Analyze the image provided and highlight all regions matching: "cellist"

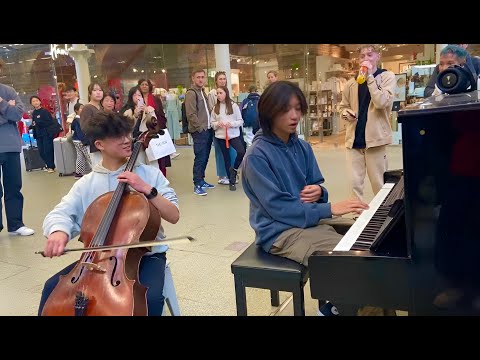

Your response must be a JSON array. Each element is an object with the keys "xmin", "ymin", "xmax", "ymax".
[{"xmin": 38, "ymin": 111, "xmax": 180, "ymax": 316}]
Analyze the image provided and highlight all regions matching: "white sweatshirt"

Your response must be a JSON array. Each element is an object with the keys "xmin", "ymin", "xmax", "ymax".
[
  {"xmin": 43, "ymin": 161, "xmax": 178, "ymax": 254},
  {"xmin": 210, "ymin": 102, "xmax": 243, "ymax": 139}
]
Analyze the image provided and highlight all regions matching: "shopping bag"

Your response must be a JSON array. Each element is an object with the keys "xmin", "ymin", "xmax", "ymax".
[{"xmin": 145, "ymin": 129, "xmax": 176, "ymax": 161}]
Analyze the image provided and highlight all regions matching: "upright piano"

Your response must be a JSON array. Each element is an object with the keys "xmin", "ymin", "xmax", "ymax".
[{"xmin": 309, "ymin": 91, "xmax": 480, "ymax": 315}]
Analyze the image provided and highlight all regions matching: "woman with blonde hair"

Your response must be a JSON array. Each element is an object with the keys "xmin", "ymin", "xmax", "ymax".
[
  {"xmin": 267, "ymin": 70, "xmax": 278, "ymax": 85},
  {"xmin": 208, "ymin": 71, "xmax": 237, "ymax": 185}
]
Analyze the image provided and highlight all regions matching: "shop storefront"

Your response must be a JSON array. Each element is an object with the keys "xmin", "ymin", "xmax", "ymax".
[{"xmin": 2, "ymin": 43, "xmax": 472, "ymax": 145}]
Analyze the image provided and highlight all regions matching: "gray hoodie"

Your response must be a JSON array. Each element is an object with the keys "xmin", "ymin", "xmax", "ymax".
[
  {"xmin": 0, "ymin": 84, "xmax": 26, "ymax": 153},
  {"xmin": 43, "ymin": 161, "xmax": 179, "ymax": 254}
]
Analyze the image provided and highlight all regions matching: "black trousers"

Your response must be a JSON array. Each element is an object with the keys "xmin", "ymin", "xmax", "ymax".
[
  {"xmin": 216, "ymin": 136, "xmax": 245, "ymax": 174},
  {"xmin": 36, "ymin": 135, "xmax": 55, "ymax": 170},
  {"xmin": 0, "ymin": 152, "xmax": 24, "ymax": 232},
  {"xmin": 38, "ymin": 252, "xmax": 167, "ymax": 316}
]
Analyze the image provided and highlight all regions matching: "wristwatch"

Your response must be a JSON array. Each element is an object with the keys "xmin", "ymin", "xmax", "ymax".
[{"xmin": 145, "ymin": 187, "xmax": 158, "ymax": 200}]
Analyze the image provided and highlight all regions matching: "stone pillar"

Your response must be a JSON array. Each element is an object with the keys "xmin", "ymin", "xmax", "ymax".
[
  {"xmin": 68, "ymin": 44, "xmax": 95, "ymax": 102},
  {"xmin": 214, "ymin": 44, "xmax": 232, "ymax": 94}
]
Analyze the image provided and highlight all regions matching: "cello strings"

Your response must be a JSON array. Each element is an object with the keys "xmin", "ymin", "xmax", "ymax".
[{"xmin": 85, "ymin": 141, "xmax": 141, "ymax": 264}]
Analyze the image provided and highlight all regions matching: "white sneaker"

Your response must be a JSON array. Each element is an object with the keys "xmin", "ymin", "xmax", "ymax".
[
  {"xmin": 217, "ymin": 177, "xmax": 230, "ymax": 185},
  {"xmin": 170, "ymin": 152, "xmax": 180, "ymax": 160},
  {"xmin": 8, "ymin": 226, "xmax": 35, "ymax": 236}
]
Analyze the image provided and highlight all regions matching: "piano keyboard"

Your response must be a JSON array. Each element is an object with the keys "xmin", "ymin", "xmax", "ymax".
[{"xmin": 333, "ymin": 182, "xmax": 399, "ymax": 252}]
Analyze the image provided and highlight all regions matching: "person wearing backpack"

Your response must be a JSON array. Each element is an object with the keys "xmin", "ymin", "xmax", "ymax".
[
  {"xmin": 184, "ymin": 69, "xmax": 215, "ymax": 196},
  {"xmin": 240, "ymin": 85, "xmax": 260, "ymax": 147}
]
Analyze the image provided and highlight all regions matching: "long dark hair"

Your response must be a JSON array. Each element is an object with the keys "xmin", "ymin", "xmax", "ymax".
[
  {"xmin": 213, "ymin": 86, "xmax": 233, "ymax": 115},
  {"xmin": 258, "ymin": 81, "xmax": 307, "ymax": 136},
  {"xmin": 120, "ymin": 86, "xmax": 141, "ymax": 115}
]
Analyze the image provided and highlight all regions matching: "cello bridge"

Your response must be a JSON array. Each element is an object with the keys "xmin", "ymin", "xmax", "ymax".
[{"xmin": 80, "ymin": 262, "xmax": 106, "ymax": 273}]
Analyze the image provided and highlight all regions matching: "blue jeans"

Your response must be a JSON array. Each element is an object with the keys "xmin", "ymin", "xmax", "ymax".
[
  {"xmin": 0, "ymin": 152, "xmax": 24, "ymax": 232},
  {"xmin": 191, "ymin": 129, "xmax": 213, "ymax": 186},
  {"xmin": 38, "ymin": 252, "xmax": 167, "ymax": 316}
]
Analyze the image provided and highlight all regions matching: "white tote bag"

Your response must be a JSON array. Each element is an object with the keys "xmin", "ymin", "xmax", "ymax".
[{"xmin": 145, "ymin": 129, "xmax": 176, "ymax": 161}]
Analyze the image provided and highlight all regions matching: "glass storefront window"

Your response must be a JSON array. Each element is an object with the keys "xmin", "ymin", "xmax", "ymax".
[{"xmin": 3, "ymin": 44, "xmax": 468, "ymax": 144}]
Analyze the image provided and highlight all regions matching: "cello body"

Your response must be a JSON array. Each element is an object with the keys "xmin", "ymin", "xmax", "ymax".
[
  {"xmin": 41, "ymin": 122, "xmax": 162, "ymax": 316},
  {"xmin": 41, "ymin": 191, "xmax": 160, "ymax": 316}
]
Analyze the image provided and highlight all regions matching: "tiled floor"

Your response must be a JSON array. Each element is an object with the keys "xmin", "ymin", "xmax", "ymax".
[{"xmin": 0, "ymin": 139, "xmax": 403, "ymax": 316}]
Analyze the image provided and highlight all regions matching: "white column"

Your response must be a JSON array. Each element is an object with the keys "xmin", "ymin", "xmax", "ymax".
[
  {"xmin": 423, "ymin": 44, "xmax": 435, "ymax": 63},
  {"xmin": 436, "ymin": 44, "xmax": 448, "ymax": 63},
  {"xmin": 68, "ymin": 44, "xmax": 94, "ymax": 103},
  {"xmin": 214, "ymin": 44, "xmax": 232, "ymax": 94}
]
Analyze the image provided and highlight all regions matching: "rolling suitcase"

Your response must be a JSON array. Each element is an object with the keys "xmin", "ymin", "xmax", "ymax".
[
  {"xmin": 53, "ymin": 137, "xmax": 76, "ymax": 176},
  {"xmin": 23, "ymin": 145, "xmax": 44, "ymax": 171}
]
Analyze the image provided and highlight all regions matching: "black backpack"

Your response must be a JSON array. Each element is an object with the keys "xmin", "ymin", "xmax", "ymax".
[{"xmin": 181, "ymin": 88, "xmax": 198, "ymax": 133}]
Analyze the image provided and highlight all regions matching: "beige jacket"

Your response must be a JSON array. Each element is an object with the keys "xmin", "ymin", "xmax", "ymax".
[{"xmin": 339, "ymin": 70, "xmax": 395, "ymax": 149}]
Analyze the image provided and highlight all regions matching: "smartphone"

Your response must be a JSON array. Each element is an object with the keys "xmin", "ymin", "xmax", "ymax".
[
  {"xmin": 137, "ymin": 97, "xmax": 144, "ymax": 106},
  {"xmin": 345, "ymin": 109, "xmax": 357, "ymax": 119}
]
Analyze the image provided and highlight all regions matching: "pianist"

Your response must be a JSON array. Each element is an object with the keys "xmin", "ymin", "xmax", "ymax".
[{"xmin": 242, "ymin": 81, "xmax": 369, "ymax": 268}]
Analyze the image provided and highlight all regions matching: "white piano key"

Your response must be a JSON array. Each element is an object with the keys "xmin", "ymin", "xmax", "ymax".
[{"xmin": 333, "ymin": 182, "xmax": 396, "ymax": 252}]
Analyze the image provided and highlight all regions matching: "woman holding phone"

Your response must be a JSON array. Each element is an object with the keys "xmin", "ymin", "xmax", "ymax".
[
  {"xmin": 120, "ymin": 86, "xmax": 163, "ymax": 171},
  {"xmin": 138, "ymin": 79, "xmax": 172, "ymax": 176}
]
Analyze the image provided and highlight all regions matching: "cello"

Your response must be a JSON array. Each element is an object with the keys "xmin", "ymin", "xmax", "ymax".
[{"xmin": 41, "ymin": 121, "xmax": 162, "ymax": 316}]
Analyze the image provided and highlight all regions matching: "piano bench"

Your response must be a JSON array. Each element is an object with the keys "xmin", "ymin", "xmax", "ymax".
[{"xmin": 231, "ymin": 242, "xmax": 309, "ymax": 316}]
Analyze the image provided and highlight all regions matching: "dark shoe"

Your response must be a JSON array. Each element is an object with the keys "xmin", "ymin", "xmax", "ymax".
[
  {"xmin": 318, "ymin": 302, "xmax": 339, "ymax": 316},
  {"xmin": 229, "ymin": 167, "xmax": 238, "ymax": 187},
  {"xmin": 229, "ymin": 183, "xmax": 236, "ymax": 191}
]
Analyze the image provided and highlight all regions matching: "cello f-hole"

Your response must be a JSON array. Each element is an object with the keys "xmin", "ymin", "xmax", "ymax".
[{"xmin": 110, "ymin": 256, "xmax": 121, "ymax": 287}]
